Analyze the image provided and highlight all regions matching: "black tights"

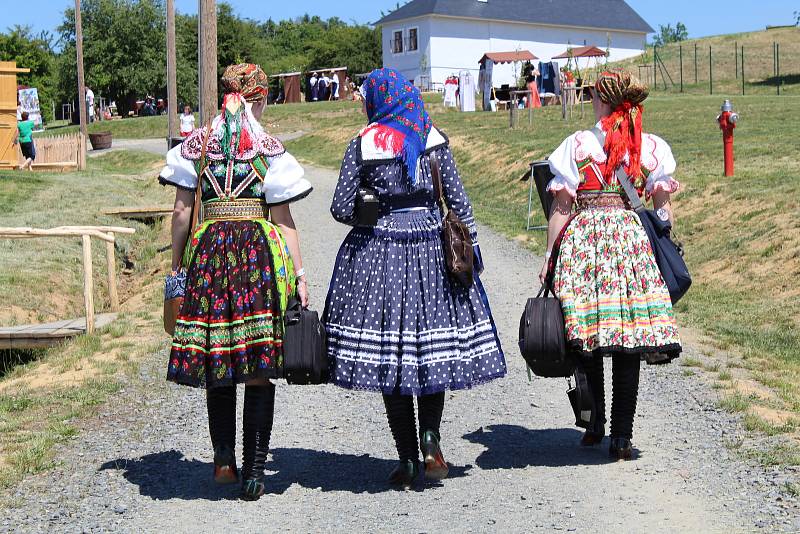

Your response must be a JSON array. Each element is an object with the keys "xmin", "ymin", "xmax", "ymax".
[
  {"xmin": 584, "ymin": 355, "xmax": 641, "ymax": 440},
  {"xmin": 382, "ymin": 392, "xmax": 445, "ymax": 462},
  {"xmin": 206, "ymin": 384, "xmax": 275, "ymax": 481}
]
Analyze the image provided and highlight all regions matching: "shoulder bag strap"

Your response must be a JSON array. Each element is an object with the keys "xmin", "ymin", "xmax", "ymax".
[
  {"xmin": 590, "ymin": 127, "xmax": 644, "ymax": 212},
  {"xmin": 429, "ymin": 150, "xmax": 447, "ymax": 212},
  {"xmin": 184, "ymin": 121, "xmax": 213, "ymax": 248}
]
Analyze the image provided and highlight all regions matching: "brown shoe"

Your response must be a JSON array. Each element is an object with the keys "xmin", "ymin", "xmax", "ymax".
[
  {"xmin": 609, "ymin": 437, "xmax": 633, "ymax": 461},
  {"xmin": 213, "ymin": 446, "xmax": 239, "ymax": 484}
]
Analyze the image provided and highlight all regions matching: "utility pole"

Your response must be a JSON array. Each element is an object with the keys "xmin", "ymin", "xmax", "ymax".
[
  {"xmin": 166, "ymin": 0, "xmax": 178, "ymax": 146},
  {"xmin": 75, "ymin": 0, "xmax": 87, "ymax": 170},
  {"xmin": 198, "ymin": 0, "xmax": 217, "ymax": 125}
]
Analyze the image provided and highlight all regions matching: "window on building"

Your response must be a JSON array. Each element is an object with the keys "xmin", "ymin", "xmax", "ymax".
[
  {"xmin": 392, "ymin": 30, "xmax": 403, "ymax": 54},
  {"xmin": 408, "ymin": 28, "xmax": 418, "ymax": 52}
]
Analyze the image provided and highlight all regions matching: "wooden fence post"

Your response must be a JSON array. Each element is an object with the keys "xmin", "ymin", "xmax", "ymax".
[
  {"xmin": 741, "ymin": 45, "xmax": 745, "ymax": 96},
  {"xmin": 81, "ymin": 234, "xmax": 95, "ymax": 334},
  {"xmin": 106, "ymin": 232, "xmax": 119, "ymax": 312},
  {"xmin": 709, "ymin": 46, "xmax": 713, "ymax": 95},
  {"xmin": 679, "ymin": 45, "xmax": 683, "ymax": 93}
]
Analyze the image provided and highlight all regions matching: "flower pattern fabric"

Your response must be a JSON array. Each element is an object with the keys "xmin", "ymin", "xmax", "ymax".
[{"xmin": 552, "ymin": 208, "xmax": 681, "ymax": 359}]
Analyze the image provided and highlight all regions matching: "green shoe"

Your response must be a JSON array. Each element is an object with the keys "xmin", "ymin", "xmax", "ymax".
[
  {"xmin": 388, "ymin": 459, "xmax": 419, "ymax": 488},
  {"xmin": 240, "ymin": 478, "xmax": 265, "ymax": 501},
  {"xmin": 420, "ymin": 430, "xmax": 449, "ymax": 480}
]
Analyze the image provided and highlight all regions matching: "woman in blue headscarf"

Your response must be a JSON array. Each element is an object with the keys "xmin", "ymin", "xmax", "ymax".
[{"xmin": 324, "ymin": 68, "xmax": 506, "ymax": 487}]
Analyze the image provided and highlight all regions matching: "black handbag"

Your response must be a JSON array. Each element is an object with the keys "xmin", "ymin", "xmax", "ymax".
[
  {"xmin": 518, "ymin": 284, "xmax": 573, "ymax": 378},
  {"xmin": 282, "ymin": 297, "xmax": 329, "ymax": 385},
  {"xmin": 354, "ymin": 186, "xmax": 380, "ymax": 227},
  {"xmin": 567, "ymin": 366, "xmax": 596, "ymax": 430},
  {"xmin": 591, "ymin": 128, "xmax": 691, "ymax": 304}
]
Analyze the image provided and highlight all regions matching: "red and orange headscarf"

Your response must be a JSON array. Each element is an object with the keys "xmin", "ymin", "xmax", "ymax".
[{"xmin": 594, "ymin": 69, "xmax": 649, "ymax": 186}]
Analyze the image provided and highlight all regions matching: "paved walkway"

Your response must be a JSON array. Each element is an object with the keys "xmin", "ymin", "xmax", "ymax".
[{"xmin": 3, "ymin": 165, "xmax": 798, "ymax": 533}]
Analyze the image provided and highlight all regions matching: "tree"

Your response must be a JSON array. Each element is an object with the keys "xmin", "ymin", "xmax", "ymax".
[
  {"xmin": 0, "ymin": 26, "xmax": 57, "ymax": 121},
  {"xmin": 795, "ymin": 10, "xmax": 799, "ymax": 26},
  {"xmin": 56, "ymin": 0, "xmax": 167, "ymax": 117},
  {"xmin": 653, "ymin": 22, "xmax": 689, "ymax": 46}
]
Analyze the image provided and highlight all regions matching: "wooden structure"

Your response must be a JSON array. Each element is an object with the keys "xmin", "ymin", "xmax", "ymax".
[
  {"xmin": 75, "ymin": 0, "xmax": 88, "ymax": 170},
  {"xmin": 552, "ymin": 45, "xmax": 608, "ymax": 82},
  {"xmin": 0, "ymin": 226, "xmax": 135, "ymax": 346},
  {"xmin": 199, "ymin": 0, "xmax": 218, "ymax": 124},
  {"xmin": 16, "ymin": 132, "xmax": 82, "ymax": 171},
  {"xmin": 0, "ymin": 315, "xmax": 118, "ymax": 350},
  {"xmin": 0, "ymin": 61, "xmax": 31, "ymax": 170},
  {"xmin": 166, "ymin": 0, "xmax": 178, "ymax": 141},
  {"xmin": 270, "ymin": 72, "xmax": 302, "ymax": 104},
  {"xmin": 103, "ymin": 205, "xmax": 173, "ymax": 221}
]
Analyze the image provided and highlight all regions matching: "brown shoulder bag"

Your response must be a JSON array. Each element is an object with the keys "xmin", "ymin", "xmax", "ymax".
[
  {"xmin": 164, "ymin": 122, "xmax": 212, "ymax": 335},
  {"xmin": 430, "ymin": 151, "xmax": 474, "ymax": 287}
]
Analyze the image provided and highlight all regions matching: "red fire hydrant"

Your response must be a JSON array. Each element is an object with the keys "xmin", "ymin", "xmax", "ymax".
[{"xmin": 717, "ymin": 100, "xmax": 739, "ymax": 177}]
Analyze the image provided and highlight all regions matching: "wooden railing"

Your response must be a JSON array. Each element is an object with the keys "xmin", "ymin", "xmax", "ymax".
[
  {"xmin": 0, "ymin": 226, "xmax": 136, "ymax": 333},
  {"xmin": 18, "ymin": 133, "xmax": 83, "ymax": 171}
]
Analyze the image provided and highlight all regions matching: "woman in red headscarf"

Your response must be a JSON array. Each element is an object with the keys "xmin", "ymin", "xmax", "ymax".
[
  {"xmin": 541, "ymin": 69, "xmax": 681, "ymax": 460},
  {"xmin": 159, "ymin": 64, "xmax": 312, "ymax": 500}
]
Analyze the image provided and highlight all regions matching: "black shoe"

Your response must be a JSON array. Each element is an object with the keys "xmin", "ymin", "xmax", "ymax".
[
  {"xmin": 609, "ymin": 437, "xmax": 633, "ymax": 461},
  {"xmin": 420, "ymin": 430, "xmax": 449, "ymax": 480},
  {"xmin": 213, "ymin": 445, "xmax": 238, "ymax": 485},
  {"xmin": 388, "ymin": 459, "xmax": 419, "ymax": 488},
  {"xmin": 240, "ymin": 478, "xmax": 265, "ymax": 501},
  {"xmin": 580, "ymin": 428, "xmax": 605, "ymax": 447}
]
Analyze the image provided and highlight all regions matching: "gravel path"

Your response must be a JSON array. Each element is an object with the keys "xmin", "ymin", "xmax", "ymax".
[{"xmin": 3, "ymin": 165, "xmax": 798, "ymax": 533}]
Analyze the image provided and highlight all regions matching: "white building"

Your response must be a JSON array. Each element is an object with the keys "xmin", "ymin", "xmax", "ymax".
[{"xmin": 377, "ymin": 0, "xmax": 653, "ymax": 87}]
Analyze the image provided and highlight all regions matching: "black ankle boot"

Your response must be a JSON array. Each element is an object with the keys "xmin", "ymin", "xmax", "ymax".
[
  {"xmin": 609, "ymin": 437, "xmax": 633, "ymax": 461},
  {"xmin": 388, "ymin": 459, "xmax": 419, "ymax": 488},
  {"xmin": 420, "ymin": 430, "xmax": 449, "ymax": 480},
  {"xmin": 213, "ymin": 444, "xmax": 238, "ymax": 484}
]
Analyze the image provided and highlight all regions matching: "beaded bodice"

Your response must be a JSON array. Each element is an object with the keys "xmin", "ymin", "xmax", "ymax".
[{"xmin": 199, "ymin": 157, "xmax": 269, "ymax": 203}]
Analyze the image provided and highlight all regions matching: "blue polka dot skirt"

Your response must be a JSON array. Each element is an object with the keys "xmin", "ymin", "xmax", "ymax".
[{"xmin": 323, "ymin": 210, "xmax": 507, "ymax": 396}]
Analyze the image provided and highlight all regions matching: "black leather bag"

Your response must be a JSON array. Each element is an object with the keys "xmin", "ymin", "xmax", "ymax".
[
  {"xmin": 282, "ymin": 297, "xmax": 329, "ymax": 385},
  {"xmin": 354, "ymin": 186, "xmax": 380, "ymax": 227},
  {"xmin": 567, "ymin": 367, "xmax": 596, "ymax": 429},
  {"xmin": 518, "ymin": 284, "xmax": 573, "ymax": 378}
]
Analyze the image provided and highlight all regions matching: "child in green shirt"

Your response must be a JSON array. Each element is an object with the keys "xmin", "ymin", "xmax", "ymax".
[{"xmin": 13, "ymin": 111, "xmax": 36, "ymax": 171}]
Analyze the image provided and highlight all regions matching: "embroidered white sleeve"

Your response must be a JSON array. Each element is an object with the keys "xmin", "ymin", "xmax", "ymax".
[
  {"xmin": 159, "ymin": 144, "xmax": 197, "ymax": 189},
  {"xmin": 645, "ymin": 135, "xmax": 680, "ymax": 195},
  {"xmin": 263, "ymin": 151, "xmax": 312, "ymax": 205},
  {"xmin": 546, "ymin": 133, "xmax": 580, "ymax": 198}
]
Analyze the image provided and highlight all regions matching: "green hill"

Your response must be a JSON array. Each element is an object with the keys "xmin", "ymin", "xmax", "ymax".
[{"xmin": 613, "ymin": 26, "xmax": 800, "ymax": 96}]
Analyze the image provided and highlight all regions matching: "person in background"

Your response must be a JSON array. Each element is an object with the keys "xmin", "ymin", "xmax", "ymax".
[
  {"xmin": 330, "ymin": 70, "xmax": 340, "ymax": 101},
  {"xmin": 13, "ymin": 111, "xmax": 36, "ymax": 171},
  {"xmin": 319, "ymin": 72, "xmax": 330, "ymax": 102},
  {"xmin": 86, "ymin": 87, "xmax": 95, "ymax": 123},
  {"xmin": 179, "ymin": 105, "xmax": 195, "ymax": 137},
  {"xmin": 526, "ymin": 67, "xmax": 542, "ymax": 109},
  {"xmin": 324, "ymin": 68, "xmax": 506, "ymax": 487},
  {"xmin": 542, "ymin": 69, "xmax": 681, "ymax": 460},
  {"xmin": 158, "ymin": 63, "xmax": 312, "ymax": 500},
  {"xmin": 310, "ymin": 72, "xmax": 319, "ymax": 101}
]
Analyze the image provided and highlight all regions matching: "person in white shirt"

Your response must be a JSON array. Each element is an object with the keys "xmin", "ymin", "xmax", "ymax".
[
  {"xmin": 180, "ymin": 105, "xmax": 195, "ymax": 136},
  {"xmin": 331, "ymin": 71, "xmax": 340, "ymax": 100},
  {"xmin": 309, "ymin": 72, "xmax": 319, "ymax": 101},
  {"xmin": 86, "ymin": 87, "xmax": 95, "ymax": 123}
]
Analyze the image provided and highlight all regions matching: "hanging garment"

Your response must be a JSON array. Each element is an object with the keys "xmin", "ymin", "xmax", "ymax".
[
  {"xmin": 458, "ymin": 71, "xmax": 476, "ymax": 112},
  {"xmin": 443, "ymin": 78, "xmax": 458, "ymax": 107},
  {"xmin": 479, "ymin": 59, "xmax": 494, "ymax": 111}
]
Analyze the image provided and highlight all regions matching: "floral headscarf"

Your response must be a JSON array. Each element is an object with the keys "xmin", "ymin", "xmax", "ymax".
[
  {"xmin": 594, "ymin": 68, "xmax": 650, "ymax": 185},
  {"xmin": 360, "ymin": 68, "xmax": 433, "ymax": 184},
  {"xmin": 222, "ymin": 63, "xmax": 269, "ymax": 103},
  {"xmin": 217, "ymin": 64, "xmax": 271, "ymax": 160}
]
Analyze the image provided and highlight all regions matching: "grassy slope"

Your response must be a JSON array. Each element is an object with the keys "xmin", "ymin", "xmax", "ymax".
[
  {"xmin": 271, "ymin": 96, "xmax": 800, "ymax": 423},
  {"xmin": 0, "ymin": 152, "xmax": 174, "ymax": 488},
  {"xmin": 613, "ymin": 27, "xmax": 800, "ymax": 96}
]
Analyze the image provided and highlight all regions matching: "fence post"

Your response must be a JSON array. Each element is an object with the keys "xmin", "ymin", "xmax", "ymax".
[
  {"xmin": 106, "ymin": 232, "xmax": 119, "ymax": 312},
  {"xmin": 81, "ymin": 235, "xmax": 95, "ymax": 334},
  {"xmin": 741, "ymin": 45, "xmax": 745, "ymax": 96},
  {"xmin": 735, "ymin": 41, "xmax": 738, "ymax": 79},
  {"xmin": 653, "ymin": 45, "xmax": 658, "ymax": 89},
  {"xmin": 694, "ymin": 42, "xmax": 698, "ymax": 84},
  {"xmin": 679, "ymin": 45, "xmax": 683, "ymax": 93},
  {"xmin": 709, "ymin": 46, "xmax": 713, "ymax": 95},
  {"xmin": 777, "ymin": 43, "xmax": 781, "ymax": 96}
]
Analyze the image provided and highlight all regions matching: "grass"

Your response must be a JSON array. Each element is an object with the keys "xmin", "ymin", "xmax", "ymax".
[
  {"xmin": 719, "ymin": 393, "xmax": 754, "ymax": 413},
  {"xmin": 0, "ymin": 150, "xmax": 173, "ymax": 489},
  {"xmin": 613, "ymin": 27, "xmax": 800, "ymax": 96},
  {"xmin": 35, "ymin": 114, "xmax": 170, "ymax": 140}
]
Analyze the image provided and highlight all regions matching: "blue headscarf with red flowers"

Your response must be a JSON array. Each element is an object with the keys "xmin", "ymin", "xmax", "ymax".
[{"xmin": 362, "ymin": 68, "xmax": 433, "ymax": 184}]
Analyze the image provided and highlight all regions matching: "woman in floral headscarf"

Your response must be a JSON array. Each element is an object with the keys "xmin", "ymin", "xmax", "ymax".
[
  {"xmin": 324, "ymin": 68, "xmax": 506, "ymax": 487},
  {"xmin": 542, "ymin": 69, "xmax": 681, "ymax": 460},
  {"xmin": 159, "ymin": 64, "xmax": 312, "ymax": 500}
]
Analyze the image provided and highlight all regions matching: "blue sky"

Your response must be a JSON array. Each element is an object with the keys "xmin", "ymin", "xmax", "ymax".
[{"xmin": 4, "ymin": 0, "xmax": 797, "ymax": 40}]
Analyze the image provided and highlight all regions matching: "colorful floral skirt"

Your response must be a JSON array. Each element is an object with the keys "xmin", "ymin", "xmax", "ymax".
[
  {"xmin": 167, "ymin": 219, "xmax": 296, "ymax": 388},
  {"xmin": 323, "ymin": 210, "xmax": 506, "ymax": 396},
  {"xmin": 552, "ymin": 208, "xmax": 681, "ymax": 361}
]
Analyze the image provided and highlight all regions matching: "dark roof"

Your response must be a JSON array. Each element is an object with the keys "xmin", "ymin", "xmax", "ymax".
[
  {"xmin": 480, "ymin": 51, "xmax": 538, "ymax": 64},
  {"xmin": 552, "ymin": 45, "xmax": 608, "ymax": 59},
  {"xmin": 376, "ymin": 0, "xmax": 654, "ymax": 33}
]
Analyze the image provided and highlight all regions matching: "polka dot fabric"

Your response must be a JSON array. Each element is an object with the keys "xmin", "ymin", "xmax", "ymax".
[{"xmin": 323, "ymin": 136, "xmax": 506, "ymax": 395}]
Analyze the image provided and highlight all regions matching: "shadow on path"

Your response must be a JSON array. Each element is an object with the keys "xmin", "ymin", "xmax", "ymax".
[
  {"xmin": 100, "ymin": 447, "xmax": 473, "ymax": 500},
  {"xmin": 463, "ymin": 424, "xmax": 631, "ymax": 468}
]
